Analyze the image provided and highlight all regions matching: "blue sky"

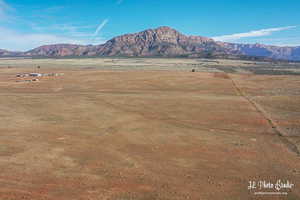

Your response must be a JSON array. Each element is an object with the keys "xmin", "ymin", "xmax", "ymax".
[{"xmin": 0, "ymin": 0, "xmax": 300, "ymax": 51}]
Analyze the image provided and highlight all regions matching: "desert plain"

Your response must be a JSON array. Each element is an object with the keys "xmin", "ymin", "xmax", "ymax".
[{"xmin": 0, "ymin": 58, "xmax": 299, "ymax": 200}]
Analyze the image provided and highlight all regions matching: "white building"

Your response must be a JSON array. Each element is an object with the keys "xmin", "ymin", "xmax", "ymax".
[{"xmin": 29, "ymin": 73, "xmax": 42, "ymax": 77}]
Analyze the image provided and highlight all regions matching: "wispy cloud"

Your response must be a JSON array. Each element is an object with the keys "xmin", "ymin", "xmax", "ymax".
[
  {"xmin": 0, "ymin": 0, "xmax": 14, "ymax": 21},
  {"xmin": 213, "ymin": 26, "xmax": 297, "ymax": 42},
  {"xmin": 0, "ymin": 0, "xmax": 9, "ymax": 16},
  {"xmin": 93, "ymin": 19, "xmax": 109, "ymax": 36},
  {"xmin": 0, "ymin": 27, "xmax": 106, "ymax": 51},
  {"xmin": 32, "ymin": 23, "xmax": 94, "ymax": 33},
  {"xmin": 0, "ymin": 1, "xmax": 109, "ymax": 50},
  {"xmin": 28, "ymin": 22, "xmax": 107, "ymax": 46}
]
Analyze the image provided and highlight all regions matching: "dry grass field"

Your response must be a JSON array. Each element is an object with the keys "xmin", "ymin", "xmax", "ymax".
[{"xmin": 0, "ymin": 58, "xmax": 299, "ymax": 200}]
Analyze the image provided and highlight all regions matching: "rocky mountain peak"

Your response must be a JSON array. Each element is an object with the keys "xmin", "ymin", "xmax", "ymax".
[
  {"xmin": 152, "ymin": 26, "xmax": 180, "ymax": 35},
  {"xmin": 1, "ymin": 26, "xmax": 300, "ymax": 60}
]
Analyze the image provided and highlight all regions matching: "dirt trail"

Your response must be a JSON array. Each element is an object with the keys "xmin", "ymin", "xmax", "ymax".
[{"xmin": 228, "ymin": 74, "xmax": 300, "ymax": 156}]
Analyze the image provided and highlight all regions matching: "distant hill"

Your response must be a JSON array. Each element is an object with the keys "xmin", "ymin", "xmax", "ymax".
[
  {"xmin": 0, "ymin": 49, "xmax": 22, "ymax": 57},
  {"xmin": 24, "ymin": 44, "xmax": 90, "ymax": 57},
  {"xmin": 1, "ymin": 26, "xmax": 300, "ymax": 61},
  {"xmin": 221, "ymin": 42, "xmax": 300, "ymax": 61}
]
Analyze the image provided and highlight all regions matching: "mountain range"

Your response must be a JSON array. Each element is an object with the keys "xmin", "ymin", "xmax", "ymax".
[{"xmin": 1, "ymin": 26, "xmax": 300, "ymax": 61}]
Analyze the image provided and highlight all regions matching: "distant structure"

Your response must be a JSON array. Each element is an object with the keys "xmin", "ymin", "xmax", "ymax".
[
  {"xmin": 16, "ymin": 73, "xmax": 63, "ymax": 78},
  {"xmin": 16, "ymin": 73, "xmax": 29, "ymax": 78},
  {"xmin": 29, "ymin": 73, "xmax": 42, "ymax": 77}
]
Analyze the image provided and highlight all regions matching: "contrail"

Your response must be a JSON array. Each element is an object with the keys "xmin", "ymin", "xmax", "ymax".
[
  {"xmin": 0, "ymin": 0, "xmax": 12, "ymax": 19},
  {"xmin": 93, "ymin": 19, "xmax": 109, "ymax": 37}
]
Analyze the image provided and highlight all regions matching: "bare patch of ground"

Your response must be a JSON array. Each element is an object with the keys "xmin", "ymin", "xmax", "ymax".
[{"xmin": 0, "ymin": 58, "xmax": 299, "ymax": 200}]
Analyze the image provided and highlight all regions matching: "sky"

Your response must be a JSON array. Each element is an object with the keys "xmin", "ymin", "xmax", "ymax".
[{"xmin": 0, "ymin": 0, "xmax": 300, "ymax": 51}]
